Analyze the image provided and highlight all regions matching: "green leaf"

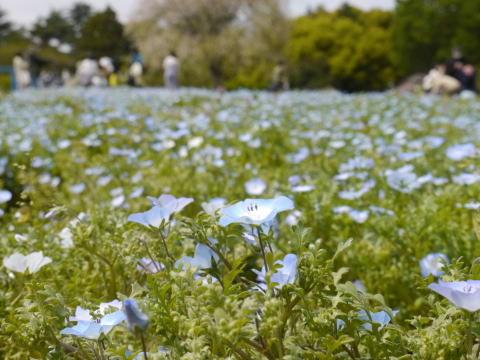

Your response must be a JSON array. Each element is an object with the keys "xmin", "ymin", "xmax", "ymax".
[{"xmin": 333, "ymin": 238, "xmax": 353, "ymax": 260}]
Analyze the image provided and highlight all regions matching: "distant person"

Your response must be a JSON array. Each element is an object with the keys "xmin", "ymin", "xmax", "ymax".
[
  {"xmin": 76, "ymin": 55, "xmax": 99, "ymax": 86},
  {"xmin": 12, "ymin": 52, "xmax": 31, "ymax": 89},
  {"xmin": 446, "ymin": 46, "xmax": 465, "ymax": 79},
  {"xmin": 163, "ymin": 51, "xmax": 179, "ymax": 89},
  {"xmin": 27, "ymin": 46, "xmax": 47, "ymax": 88},
  {"xmin": 128, "ymin": 50, "xmax": 144, "ymax": 87},
  {"xmin": 61, "ymin": 69, "xmax": 72, "ymax": 86},
  {"xmin": 99, "ymin": 57, "xmax": 117, "ymax": 87},
  {"xmin": 423, "ymin": 63, "xmax": 460, "ymax": 95},
  {"xmin": 459, "ymin": 64, "xmax": 477, "ymax": 98},
  {"xmin": 270, "ymin": 60, "xmax": 289, "ymax": 92}
]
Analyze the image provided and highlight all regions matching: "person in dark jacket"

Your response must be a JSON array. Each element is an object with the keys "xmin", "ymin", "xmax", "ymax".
[
  {"xmin": 27, "ymin": 46, "xmax": 47, "ymax": 88},
  {"xmin": 461, "ymin": 64, "xmax": 476, "ymax": 93}
]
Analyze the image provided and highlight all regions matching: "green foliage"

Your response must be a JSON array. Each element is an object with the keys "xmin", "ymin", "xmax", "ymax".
[
  {"xmin": 1, "ymin": 89, "xmax": 480, "ymax": 358},
  {"xmin": 70, "ymin": 2, "xmax": 92, "ymax": 38},
  {"xmin": 392, "ymin": 0, "xmax": 480, "ymax": 75},
  {"xmin": 76, "ymin": 7, "xmax": 130, "ymax": 59},
  {"xmin": 286, "ymin": 8, "xmax": 396, "ymax": 91},
  {"xmin": 453, "ymin": 0, "xmax": 480, "ymax": 64},
  {"xmin": 127, "ymin": 0, "xmax": 288, "ymax": 89},
  {"xmin": 31, "ymin": 10, "xmax": 76, "ymax": 46},
  {"xmin": 0, "ymin": 7, "xmax": 12, "ymax": 40}
]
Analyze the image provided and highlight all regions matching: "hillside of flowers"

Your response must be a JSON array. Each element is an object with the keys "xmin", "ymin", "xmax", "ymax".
[{"xmin": 1, "ymin": 88, "xmax": 480, "ymax": 359}]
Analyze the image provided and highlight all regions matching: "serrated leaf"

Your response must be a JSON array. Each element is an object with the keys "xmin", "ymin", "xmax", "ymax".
[{"xmin": 333, "ymin": 238, "xmax": 353, "ymax": 260}]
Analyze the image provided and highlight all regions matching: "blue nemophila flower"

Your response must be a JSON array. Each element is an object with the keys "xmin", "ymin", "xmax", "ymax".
[
  {"xmin": 385, "ymin": 165, "xmax": 422, "ymax": 193},
  {"xmin": 3, "ymin": 251, "xmax": 52, "ymax": 273},
  {"xmin": 126, "ymin": 347, "xmax": 168, "ymax": 358},
  {"xmin": 446, "ymin": 143, "xmax": 477, "ymax": 161},
  {"xmin": 338, "ymin": 179, "xmax": 375, "ymax": 200},
  {"xmin": 69, "ymin": 183, "xmax": 86, "ymax": 194},
  {"xmin": 201, "ymin": 197, "xmax": 226, "ymax": 216},
  {"xmin": 123, "ymin": 299, "xmax": 149, "ymax": 332},
  {"xmin": 337, "ymin": 310, "xmax": 398, "ymax": 331},
  {"xmin": 219, "ymin": 196, "xmax": 294, "ymax": 227},
  {"xmin": 128, "ymin": 194, "xmax": 193, "ymax": 228},
  {"xmin": 137, "ymin": 257, "xmax": 164, "ymax": 274},
  {"xmin": 397, "ymin": 151, "xmax": 424, "ymax": 161},
  {"xmin": 353, "ymin": 280, "xmax": 366, "ymax": 293},
  {"xmin": 245, "ymin": 178, "xmax": 267, "ymax": 195},
  {"xmin": 253, "ymin": 254, "xmax": 297, "ymax": 290},
  {"xmin": 285, "ymin": 210, "xmax": 303, "ymax": 226},
  {"xmin": 368, "ymin": 206, "xmax": 394, "ymax": 216},
  {"xmin": 176, "ymin": 243, "xmax": 219, "ymax": 269},
  {"xmin": 452, "ymin": 173, "xmax": 480, "ymax": 185},
  {"xmin": 339, "ymin": 157, "xmax": 374, "ymax": 172},
  {"xmin": 348, "ymin": 210, "xmax": 369, "ymax": 223},
  {"xmin": 333, "ymin": 206, "xmax": 369, "ymax": 223},
  {"xmin": 60, "ymin": 302, "xmax": 125, "ymax": 339},
  {"xmin": 464, "ymin": 202, "xmax": 480, "ymax": 210},
  {"xmin": 128, "ymin": 206, "xmax": 172, "ymax": 228},
  {"xmin": 292, "ymin": 184, "xmax": 315, "ymax": 193},
  {"xmin": 357, "ymin": 310, "xmax": 398, "ymax": 331},
  {"xmin": 420, "ymin": 253, "xmax": 449, "ymax": 277},
  {"xmin": 147, "ymin": 194, "xmax": 193, "ymax": 211},
  {"xmin": 429, "ymin": 280, "xmax": 480, "ymax": 312},
  {"xmin": 0, "ymin": 190, "xmax": 12, "ymax": 203}
]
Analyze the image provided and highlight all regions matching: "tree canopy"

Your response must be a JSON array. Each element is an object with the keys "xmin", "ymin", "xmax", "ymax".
[
  {"xmin": 128, "ymin": 0, "xmax": 289, "ymax": 88},
  {"xmin": 31, "ymin": 10, "xmax": 75, "ymax": 46},
  {"xmin": 393, "ymin": 0, "xmax": 480, "ymax": 75},
  {"xmin": 0, "ymin": 7, "xmax": 12, "ymax": 41},
  {"xmin": 286, "ymin": 6, "xmax": 396, "ymax": 91},
  {"xmin": 76, "ymin": 7, "xmax": 130, "ymax": 58}
]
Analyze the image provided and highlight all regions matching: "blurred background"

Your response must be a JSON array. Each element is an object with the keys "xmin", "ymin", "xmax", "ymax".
[{"xmin": 0, "ymin": 0, "xmax": 478, "ymax": 93}]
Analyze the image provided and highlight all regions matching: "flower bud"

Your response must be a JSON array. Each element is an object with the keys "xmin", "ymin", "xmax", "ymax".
[{"xmin": 123, "ymin": 299, "xmax": 149, "ymax": 332}]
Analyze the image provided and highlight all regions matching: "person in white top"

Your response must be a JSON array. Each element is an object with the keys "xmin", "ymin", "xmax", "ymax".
[
  {"xmin": 13, "ymin": 52, "xmax": 31, "ymax": 89},
  {"xmin": 76, "ymin": 56, "xmax": 99, "ymax": 87},
  {"xmin": 163, "ymin": 51, "xmax": 179, "ymax": 89},
  {"xmin": 423, "ymin": 63, "xmax": 460, "ymax": 95}
]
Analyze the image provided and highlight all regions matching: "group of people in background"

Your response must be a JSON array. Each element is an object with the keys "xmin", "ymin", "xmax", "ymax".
[
  {"xmin": 17, "ymin": 47, "xmax": 477, "ymax": 97},
  {"xmin": 12, "ymin": 47, "xmax": 48, "ymax": 89},
  {"xmin": 423, "ymin": 47, "xmax": 477, "ymax": 97},
  {"xmin": 12, "ymin": 48, "xmax": 289, "ymax": 92},
  {"xmin": 12, "ymin": 49, "xmax": 180, "ymax": 90}
]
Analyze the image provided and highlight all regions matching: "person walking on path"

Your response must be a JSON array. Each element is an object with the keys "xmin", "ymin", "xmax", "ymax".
[
  {"xmin": 163, "ymin": 51, "xmax": 179, "ymax": 89},
  {"xmin": 269, "ymin": 60, "xmax": 289, "ymax": 92},
  {"xmin": 27, "ymin": 46, "xmax": 47, "ymax": 88},
  {"xmin": 128, "ymin": 50, "xmax": 144, "ymax": 87},
  {"xmin": 12, "ymin": 52, "xmax": 31, "ymax": 89}
]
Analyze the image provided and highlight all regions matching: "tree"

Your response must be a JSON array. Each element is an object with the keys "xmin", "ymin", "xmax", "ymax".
[
  {"xmin": 286, "ymin": 8, "xmax": 396, "ymax": 91},
  {"xmin": 453, "ymin": 0, "xmax": 480, "ymax": 64},
  {"xmin": 127, "ymin": 0, "xmax": 288, "ymax": 88},
  {"xmin": 76, "ymin": 7, "xmax": 130, "ymax": 59},
  {"xmin": 391, "ymin": 0, "xmax": 480, "ymax": 76},
  {"xmin": 31, "ymin": 10, "xmax": 75, "ymax": 45},
  {"xmin": 70, "ymin": 2, "xmax": 92, "ymax": 38},
  {"xmin": 0, "ymin": 7, "xmax": 12, "ymax": 40}
]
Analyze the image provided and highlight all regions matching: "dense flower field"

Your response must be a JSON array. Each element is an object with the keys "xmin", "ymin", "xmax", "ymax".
[{"xmin": 1, "ymin": 88, "xmax": 480, "ymax": 359}]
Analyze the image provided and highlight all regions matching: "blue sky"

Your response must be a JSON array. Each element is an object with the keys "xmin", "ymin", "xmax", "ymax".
[{"xmin": 3, "ymin": 0, "xmax": 395, "ymax": 25}]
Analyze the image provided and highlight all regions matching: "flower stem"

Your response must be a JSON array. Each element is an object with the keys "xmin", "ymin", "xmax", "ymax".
[
  {"xmin": 97, "ymin": 340, "xmax": 106, "ymax": 360},
  {"xmin": 256, "ymin": 227, "xmax": 268, "ymax": 272},
  {"xmin": 159, "ymin": 230, "xmax": 174, "ymax": 261},
  {"xmin": 140, "ymin": 331, "xmax": 149, "ymax": 360},
  {"xmin": 466, "ymin": 311, "xmax": 476, "ymax": 356},
  {"xmin": 141, "ymin": 238, "xmax": 162, "ymax": 272}
]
